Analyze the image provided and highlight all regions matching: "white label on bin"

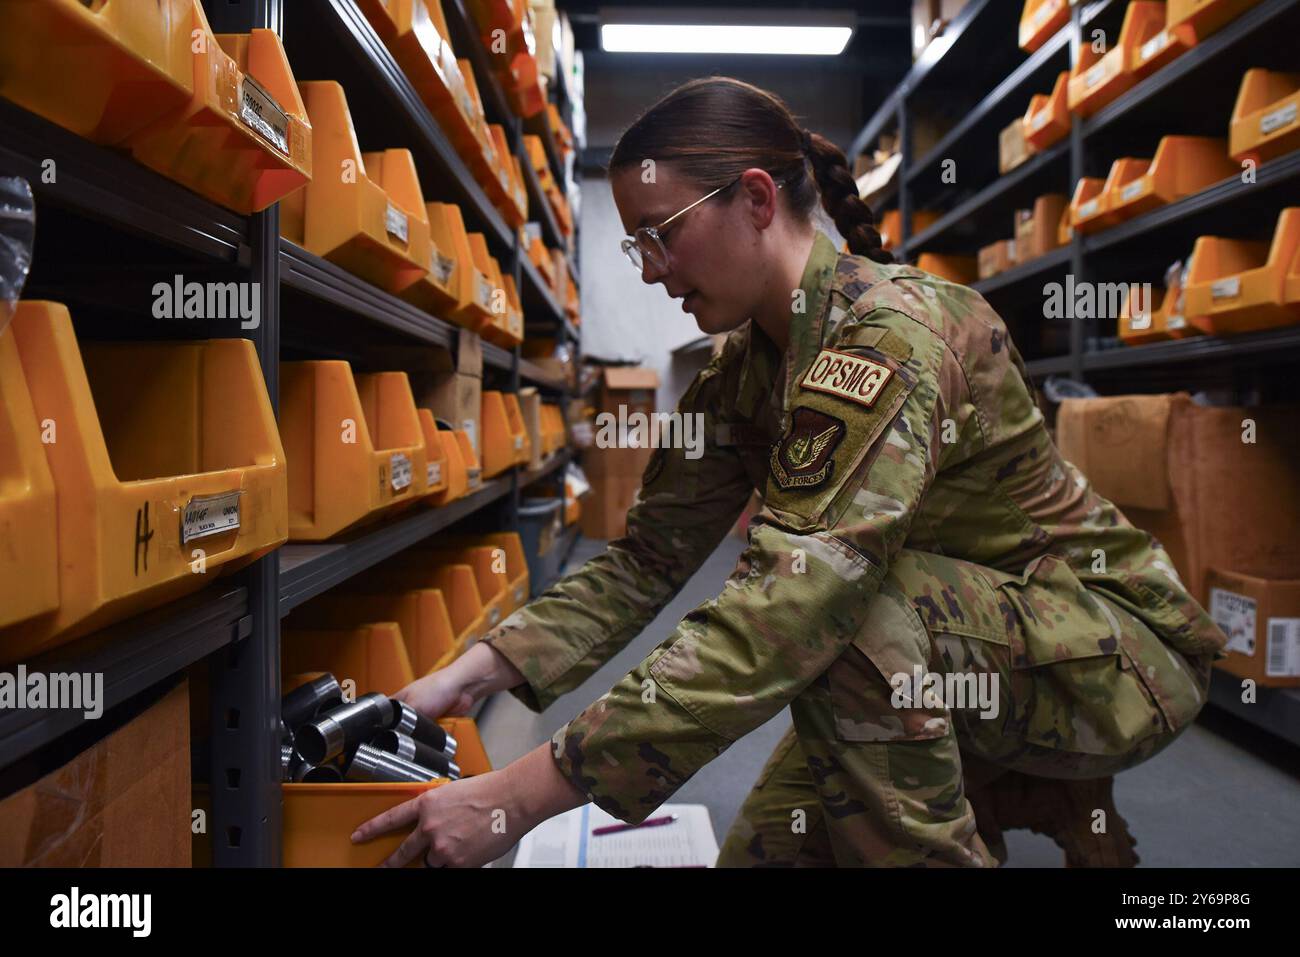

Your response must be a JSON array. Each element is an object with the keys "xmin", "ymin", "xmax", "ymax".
[
  {"xmin": 1139, "ymin": 31, "xmax": 1168, "ymax": 64},
  {"xmin": 1166, "ymin": 312, "xmax": 1186, "ymax": 330},
  {"xmin": 466, "ymin": 466, "xmax": 483, "ymax": 490},
  {"xmin": 1211, "ymin": 276, "xmax": 1240, "ymax": 300},
  {"xmin": 433, "ymin": 252, "xmax": 455, "ymax": 286},
  {"xmin": 488, "ymin": 606, "xmax": 501, "ymax": 625},
  {"xmin": 239, "ymin": 75, "xmax": 290, "ymax": 156},
  {"xmin": 1129, "ymin": 307, "xmax": 1152, "ymax": 331},
  {"xmin": 1079, "ymin": 198, "xmax": 1100, "ymax": 219},
  {"xmin": 1261, "ymin": 102, "xmax": 1298, "ymax": 136},
  {"xmin": 513, "ymin": 434, "xmax": 523, "ymax": 451},
  {"xmin": 182, "ymin": 490, "xmax": 242, "ymax": 544},
  {"xmin": 1120, "ymin": 180, "xmax": 1146, "ymax": 202},
  {"xmin": 1030, "ymin": 1, "xmax": 1055, "ymax": 29},
  {"xmin": 390, "ymin": 452, "xmax": 413, "ymax": 491},
  {"xmin": 1084, "ymin": 62, "xmax": 1107, "ymax": 89},
  {"xmin": 385, "ymin": 203, "xmax": 410, "ymax": 244},
  {"xmin": 475, "ymin": 273, "xmax": 494, "ymax": 310},
  {"xmin": 427, "ymin": 460, "xmax": 442, "ymax": 486},
  {"xmin": 1210, "ymin": 587, "xmax": 1256, "ymax": 656},
  {"xmin": 1266, "ymin": 619, "xmax": 1300, "ymax": 677},
  {"xmin": 1030, "ymin": 110, "xmax": 1051, "ymax": 131}
]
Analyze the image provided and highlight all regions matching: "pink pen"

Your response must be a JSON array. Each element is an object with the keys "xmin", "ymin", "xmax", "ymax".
[{"xmin": 592, "ymin": 813, "xmax": 679, "ymax": 836}]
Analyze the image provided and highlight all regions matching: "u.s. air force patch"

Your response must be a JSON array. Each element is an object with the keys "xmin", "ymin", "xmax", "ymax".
[{"xmin": 770, "ymin": 407, "xmax": 845, "ymax": 490}]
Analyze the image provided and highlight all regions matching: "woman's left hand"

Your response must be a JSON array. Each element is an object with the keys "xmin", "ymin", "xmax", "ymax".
[{"xmin": 351, "ymin": 769, "xmax": 520, "ymax": 868}]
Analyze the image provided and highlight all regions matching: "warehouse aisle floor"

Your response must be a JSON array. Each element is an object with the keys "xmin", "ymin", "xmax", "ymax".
[{"xmin": 481, "ymin": 536, "xmax": 1300, "ymax": 867}]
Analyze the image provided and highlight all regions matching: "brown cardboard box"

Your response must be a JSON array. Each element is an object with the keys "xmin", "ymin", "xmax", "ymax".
[
  {"xmin": 377, "ymin": 329, "xmax": 484, "ymax": 457},
  {"xmin": 580, "ymin": 366, "xmax": 661, "ymax": 539},
  {"xmin": 999, "ymin": 117, "xmax": 1030, "ymax": 174},
  {"xmin": 1014, "ymin": 193, "xmax": 1069, "ymax": 263},
  {"xmin": 418, "ymin": 372, "xmax": 482, "ymax": 458},
  {"xmin": 1056, "ymin": 393, "xmax": 1300, "ymax": 604},
  {"xmin": 1205, "ymin": 569, "xmax": 1300, "ymax": 687},
  {"xmin": 978, "ymin": 239, "xmax": 1017, "ymax": 278},
  {"xmin": 0, "ymin": 681, "xmax": 190, "ymax": 867},
  {"xmin": 911, "ymin": 0, "xmax": 969, "ymax": 59}
]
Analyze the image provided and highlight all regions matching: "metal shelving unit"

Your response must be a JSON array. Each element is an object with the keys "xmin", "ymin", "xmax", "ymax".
[
  {"xmin": 0, "ymin": 0, "xmax": 581, "ymax": 866},
  {"xmin": 852, "ymin": 0, "xmax": 1300, "ymax": 377}
]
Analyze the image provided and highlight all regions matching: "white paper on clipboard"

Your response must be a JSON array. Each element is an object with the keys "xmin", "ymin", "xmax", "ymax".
[{"xmin": 513, "ymin": 803, "xmax": 719, "ymax": 868}]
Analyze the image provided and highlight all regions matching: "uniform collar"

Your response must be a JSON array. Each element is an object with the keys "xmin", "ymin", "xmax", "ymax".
[{"xmin": 780, "ymin": 230, "xmax": 840, "ymax": 417}]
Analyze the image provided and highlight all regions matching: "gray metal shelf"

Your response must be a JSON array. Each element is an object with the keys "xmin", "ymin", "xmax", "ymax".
[
  {"xmin": 971, "ymin": 245, "xmax": 1072, "ymax": 296},
  {"xmin": 1079, "ymin": 325, "xmax": 1300, "ymax": 372},
  {"xmin": 520, "ymin": 358, "xmax": 566, "ymax": 391}
]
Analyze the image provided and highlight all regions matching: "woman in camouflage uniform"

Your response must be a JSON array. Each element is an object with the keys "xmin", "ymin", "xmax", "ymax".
[{"xmin": 353, "ymin": 78, "xmax": 1225, "ymax": 868}]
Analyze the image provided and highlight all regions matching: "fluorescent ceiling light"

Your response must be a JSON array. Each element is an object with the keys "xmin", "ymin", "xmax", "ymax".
[{"xmin": 601, "ymin": 23, "xmax": 853, "ymax": 55}]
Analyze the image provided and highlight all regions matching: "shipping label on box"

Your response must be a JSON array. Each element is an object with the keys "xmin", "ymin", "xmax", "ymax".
[{"xmin": 1210, "ymin": 587, "xmax": 1257, "ymax": 656}]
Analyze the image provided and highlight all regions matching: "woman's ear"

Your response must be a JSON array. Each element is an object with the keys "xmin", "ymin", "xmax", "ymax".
[{"xmin": 738, "ymin": 168, "xmax": 779, "ymax": 232}]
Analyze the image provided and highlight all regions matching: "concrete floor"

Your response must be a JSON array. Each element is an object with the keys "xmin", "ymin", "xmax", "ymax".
[{"xmin": 480, "ymin": 535, "xmax": 1300, "ymax": 867}]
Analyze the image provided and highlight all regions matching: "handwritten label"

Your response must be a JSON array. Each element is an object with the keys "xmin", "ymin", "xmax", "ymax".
[
  {"xmin": 390, "ymin": 452, "xmax": 413, "ymax": 491},
  {"xmin": 182, "ymin": 491, "xmax": 242, "ymax": 544},
  {"xmin": 385, "ymin": 202, "xmax": 409, "ymax": 244},
  {"xmin": 239, "ymin": 75, "xmax": 289, "ymax": 155}
]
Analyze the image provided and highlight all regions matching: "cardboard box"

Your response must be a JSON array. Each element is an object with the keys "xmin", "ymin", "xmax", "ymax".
[
  {"xmin": 1205, "ymin": 569, "xmax": 1300, "ymax": 687},
  {"xmin": 912, "ymin": 0, "xmax": 969, "ymax": 59},
  {"xmin": 0, "ymin": 681, "xmax": 190, "ymax": 867},
  {"xmin": 1056, "ymin": 393, "xmax": 1300, "ymax": 604},
  {"xmin": 999, "ymin": 117, "xmax": 1031, "ymax": 174},
  {"xmin": 371, "ymin": 330, "xmax": 484, "ymax": 457},
  {"xmin": 978, "ymin": 239, "xmax": 1017, "ymax": 278},
  {"xmin": 1014, "ymin": 193, "xmax": 1069, "ymax": 263},
  {"xmin": 580, "ymin": 366, "xmax": 661, "ymax": 539}
]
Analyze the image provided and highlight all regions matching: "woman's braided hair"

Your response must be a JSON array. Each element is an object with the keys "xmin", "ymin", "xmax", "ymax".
[{"xmin": 608, "ymin": 76, "xmax": 892, "ymax": 264}]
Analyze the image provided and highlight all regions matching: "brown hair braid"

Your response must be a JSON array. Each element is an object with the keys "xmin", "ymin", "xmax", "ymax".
[{"xmin": 608, "ymin": 77, "xmax": 892, "ymax": 264}]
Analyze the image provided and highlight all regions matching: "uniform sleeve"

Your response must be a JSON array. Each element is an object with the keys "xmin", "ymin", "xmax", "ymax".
[
  {"xmin": 551, "ymin": 308, "xmax": 967, "ymax": 823},
  {"xmin": 480, "ymin": 359, "xmax": 754, "ymax": 713}
]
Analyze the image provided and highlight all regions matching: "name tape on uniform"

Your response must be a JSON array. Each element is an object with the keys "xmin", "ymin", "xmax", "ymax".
[{"xmin": 800, "ymin": 348, "xmax": 893, "ymax": 409}]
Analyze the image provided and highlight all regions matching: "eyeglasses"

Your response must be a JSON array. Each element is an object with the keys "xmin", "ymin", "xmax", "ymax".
[{"xmin": 620, "ymin": 174, "xmax": 744, "ymax": 272}]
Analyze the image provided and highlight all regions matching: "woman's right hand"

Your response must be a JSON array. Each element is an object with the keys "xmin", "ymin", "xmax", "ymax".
[{"xmin": 392, "ymin": 642, "xmax": 526, "ymax": 720}]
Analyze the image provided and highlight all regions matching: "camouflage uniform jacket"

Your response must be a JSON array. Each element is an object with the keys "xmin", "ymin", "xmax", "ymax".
[{"xmin": 482, "ymin": 231, "xmax": 1225, "ymax": 824}]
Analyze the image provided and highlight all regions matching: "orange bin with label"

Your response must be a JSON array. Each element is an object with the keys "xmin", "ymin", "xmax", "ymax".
[
  {"xmin": 281, "ymin": 717, "xmax": 491, "ymax": 867},
  {"xmin": 1, "ymin": 302, "xmax": 287, "ymax": 662},
  {"xmin": 480, "ymin": 391, "xmax": 518, "ymax": 479},
  {"xmin": 503, "ymin": 393, "xmax": 531, "ymax": 465},
  {"xmin": 398, "ymin": 202, "xmax": 460, "ymax": 317},
  {"xmin": 1068, "ymin": 1, "xmax": 1167, "ymax": 117},
  {"xmin": 125, "ymin": 2, "xmax": 312, "ymax": 214},
  {"xmin": 280, "ymin": 362, "xmax": 428, "ymax": 541},
  {"xmin": 418, "ymin": 545, "xmax": 510, "ymax": 630},
  {"xmin": 1069, "ymin": 177, "xmax": 1119, "ymax": 234},
  {"xmin": 917, "ymin": 253, "xmax": 979, "ymax": 285},
  {"xmin": 426, "ymin": 420, "xmax": 470, "ymax": 506},
  {"xmin": 1129, "ymin": 11, "xmax": 1195, "ymax": 80},
  {"xmin": 286, "ymin": 588, "xmax": 457, "ymax": 677},
  {"xmin": 1020, "ymin": 0, "xmax": 1070, "ymax": 52},
  {"xmin": 1167, "ymin": 0, "xmax": 1261, "ymax": 42},
  {"xmin": 1119, "ymin": 284, "xmax": 1170, "ymax": 344},
  {"xmin": 0, "ymin": 0, "xmax": 194, "ymax": 145},
  {"xmin": 355, "ymin": 558, "xmax": 488, "ymax": 651},
  {"xmin": 1230, "ymin": 69, "xmax": 1300, "ymax": 166},
  {"xmin": 443, "ymin": 532, "xmax": 530, "ymax": 616},
  {"xmin": 429, "ymin": 204, "xmax": 494, "ymax": 330},
  {"xmin": 1024, "ymin": 71, "xmax": 1071, "ymax": 152},
  {"xmin": 483, "ymin": 273, "xmax": 524, "ymax": 348},
  {"xmin": 1104, "ymin": 136, "xmax": 1237, "ymax": 222},
  {"xmin": 0, "ymin": 326, "xmax": 59, "ymax": 631},
  {"xmin": 281, "ymin": 81, "xmax": 431, "ymax": 294},
  {"xmin": 1184, "ymin": 208, "xmax": 1300, "ymax": 334},
  {"xmin": 282, "ymin": 622, "xmax": 416, "ymax": 698},
  {"xmin": 416, "ymin": 409, "xmax": 450, "ymax": 499}
]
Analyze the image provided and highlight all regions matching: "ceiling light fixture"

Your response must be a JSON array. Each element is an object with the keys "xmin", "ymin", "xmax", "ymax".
[{"xmin": 599, "ymin": 8, "xmax": 855, "ymax": 56}]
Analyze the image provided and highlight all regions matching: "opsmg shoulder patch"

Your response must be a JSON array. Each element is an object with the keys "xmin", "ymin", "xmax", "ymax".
[
  {"xmin": 769, "ymin": 407, "xmax": 845, "ymax": 490},
  {"xmin": 800, "ymin": 348, "xmax": 893, "ymax": 409}
]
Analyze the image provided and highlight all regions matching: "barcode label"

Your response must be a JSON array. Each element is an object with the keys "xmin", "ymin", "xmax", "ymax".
[
  {"xmin": 465, "ymin": 466, "xmax": 483, "ymax": 490},
  {"xmin": 385, "ymin": 202, "xmax": 409, "ymax": 243},
  {"xmin": 1210, "ymin": 587, "xmax": 1257, "ymax": 656},
  {"xmin": 238, "ymin": 75, "xmax": 289, "ymax": 155},
  {"xmin": 1166, "ymin": 312, "xmax": 1186, "ymax": 330},
  {"xmin": 1266, "ymin": 619, "xmax": 1300, "ymax": 677},
  {"xmin": 1211, "ymin": 277, "xmax": 1241, "ymax": 300},
  {"xmin": 390, "ymin": 452, "xmax": 412, "ymax": 491},
  {"xmin": 1030, "ymin": 0, "xmax": 1056, "ymax": 29},
  {"xmin": 182, "ymin": 490, "xmax": 242, "ymax": 544},
  {"xmin": 1261, "ymin": 102, "xmax": 1298, "ymax": 136},
  {"xmin": 1139, "ymin": 30, "xmax": 1168, "ymax": 63},
  {"xmin": 1120, "ymin": 180, "xmax": 1145, "ymax": 202}
]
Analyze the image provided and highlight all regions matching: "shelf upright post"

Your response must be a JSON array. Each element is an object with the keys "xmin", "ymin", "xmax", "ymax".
[
  {"xmin": 509, "ymin": 115, "xmax": 526, "ymax": 526},
  {"xmin": 201, "ymin": 0, "xmax": 283, "ymax": 867},
  {"xmin": 896, "ymin": 93, "xmax": 912, "ymax": 257},
  {"xmin": 1068, "ymin": 4, "xmax": 1088, "ymax": 382}
]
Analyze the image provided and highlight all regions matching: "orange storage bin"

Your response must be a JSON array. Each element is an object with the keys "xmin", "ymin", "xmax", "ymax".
[
  {"xmin": 0, "ymin": 0, "xmax": 194, "ymax": 145},
  {"xmin": 398, "ymin": 206, "xmax": 460, "ymax": 317},
  {"xmin": 1167, "ymin": 0, "xmax": 1261, "ymax": 42},
  {"xmin": 0, "ymin": 326, "xmax": 59, "ymax": 630},
  {"xmin": 879, "ymin": 209, "xmax": 939, "ymax": 251},
  {"xmin": 1025, "ymin": 71, "xmax": 1071, "ymax": 152},
  {"xmin": 1020, "ymin": 0, "xmax": 1070, "ymax": 52},
  {"xmin": 456, "ymin": 58, "xmax": 495, "ymax": 170},
  {"xmin": 503, "ymin": 393, "xmax": 531, "ymax": 465},
  {"xmin": 1119, "ymin": 283, "xmax": 1170, "ymax": 344},
  {"xmin": 1184, "ymin": 209, "xmax": 1300, "ymax": 334},
  {"xmin": 1230, "ymin": 69, "xmax": 1300, "ymax": 166},
  {"xmin": 480, "ymin": 391, "xmax": 518, "ymax": 479},
  {"xmin": 1068, "ymin": 2, "xmax": 1168, "ymax": 117},
  {"xmin": 2, "ymin": 302, "xmax": 286, "ymax": 661},
  {"xmin": 1105, "ymin": 136, "xmax": 1238, "ymax": 221},
  {"xmin": 1069, "ymin": 177, "xmax": 1119, "ymax": 234},
  {"xmin": 125, "ymin": 2, "xmax": 312, "ymax": 214},
  {"xmin": 417, "ymin": 409, "xmax": 449, "ymax": 498},
  {"xmin": 281, "ymin": 717, "xmax": 491, "ymax": 867},
  {"xmin": 483, "ymin": 273, "xmax": 524, "ymax": 348},
  {"xmin": 281, "ymin": 362, "xmax": 428, "ymax": 541},
  {"xmin": 917, "ymin": 253, "xmax": 979, "ymax": 285},
  {"xmin": 281, "ymin": 81, "xmax": 431, "ymax": 294},
  {"xmin": 445, "ymin": 531, "xmax": 529, "ymax": 616},
  {"xmin": 283, "ymin": 622, "xmax": 416, "ymax": 698},
  {"xmin": 419, "ymin": 545, "xmax": 509, "ymax": 629},
  {"xmin": 486, "ymin": 124, "xmax": 528, "ymax": 227},
  {"xmin": 431, "ymin": 204, "xmax": 494, "ymax": 330},
  {"xmin": 1130, "ymin": 11, "xmax": 1195, "ymax": 80},
  {"xmin": 356, "ymin": 559, "xmax": 487, "ymax": 650},
  {"xmin": 450, "ymin": 428, "xmax": 483, "ymax": 494},
  {"xmin": 286, "ymin": 588, "xmax": 457, "ymax": 676},
  {"xmin": 426, "ymin": 422, "xmax": 469, "ymax": 506}
]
